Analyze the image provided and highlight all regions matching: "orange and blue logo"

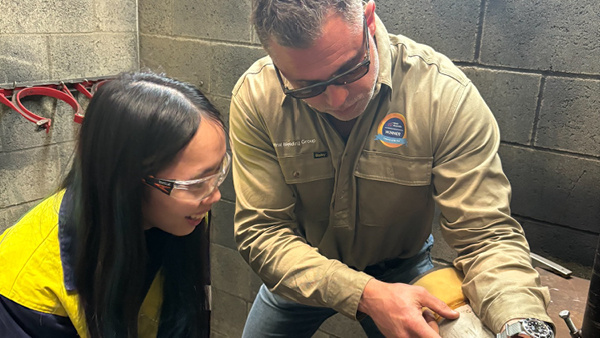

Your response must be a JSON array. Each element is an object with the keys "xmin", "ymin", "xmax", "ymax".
[{"xmin": 375, "ymin": 113, "xmax": 407, "ymax": 148}]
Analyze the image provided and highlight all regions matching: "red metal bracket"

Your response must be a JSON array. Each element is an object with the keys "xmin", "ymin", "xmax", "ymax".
[{"xmin": 0, "ymin": 77, "xmax": 113, "ymax": 132}]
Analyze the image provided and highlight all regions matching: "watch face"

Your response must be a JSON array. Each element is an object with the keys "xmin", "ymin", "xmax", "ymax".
[{"xmin": 523, "ymin": 318, "xmax": 553, "ymax": 338}]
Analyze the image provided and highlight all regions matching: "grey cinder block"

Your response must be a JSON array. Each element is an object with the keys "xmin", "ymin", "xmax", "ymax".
[
  {"xmin": 536, "ymin": 77, "xmax": 600, "ymax": 156},
  {"xmin": 0, "ymin": 0, "xmax": 95, "ymax": 34},
  {"xmin": 0, "ymin": 35, "xmax": 50, "ymax": 85},
  {"xmin": 45, "ymin": 99, "xmax": 81, "ymax": 144},
  {"xmin": 481, "ymin": 0, "xmax": 600, "ymax": 74},
  {"xmin": 140, "ymin": 35, "xmax": 212, "ymax": 91},
  {"xmin": 138, "ymin": 0, "xmax": 174, "ymax": 35},
  {"xmin": 95, "ymin": 0, "xmax": 137, "ymax": 32},
  {"xmin": 0, "ymin": 146, "xmax": 61, "ymax": 208},
  {"xmin": 0, "ymin": 97, "xmax": 79, "ymax": 151},
  {"xmin": 211, "ymin": 287, "xmax": 249, "ymax": 338},
  {"xmin": 518, "ymin": 216, "xmax": 598, "ymax": 272},
  {"xmin": 500, "ymin": 144, "xmax": 600, "ymax": 233},
  {"xmin": 206, "ymin": 95, "xmax": 231, "ymax": 130},
  {"xmin": 57, "ymin": 141, "xmax": 77, "ymax": 179},
  {"xmin": 49, "ymin": 33, "xmax": 137, "ymax": 79},
  {"xmin": 461, "ymin": 67, "xmax": 541, "ymax": 145},
  {"xmin": 211, "ymin": 244, "xmax": 263, "ymax": 302},
  {"xmin": 211, "ymin": 200, "xmax": 236, "ymax": 250},
  {"xmin": 219, "ymin": 172, "xmax": 234, "ymax": 204},
  {"xmin": 172, "ymin": 0, "xmax": 252, "ymax": 43},
  {"xmin": 376, "ymin": 0, "xmax": 481, "ymax": 62}
]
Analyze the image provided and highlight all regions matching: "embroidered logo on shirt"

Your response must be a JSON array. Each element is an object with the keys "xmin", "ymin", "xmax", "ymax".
[
  {"xmin": 313, "ymin": 151, "xmax": 328, "ymax": 158},
  {"xmin": 375, "ymin": 113, "xmax": 407, "ymax": 148},
  {"xmin": 273, "ymin": 139, "xmax": 317, "ymax": 148}
]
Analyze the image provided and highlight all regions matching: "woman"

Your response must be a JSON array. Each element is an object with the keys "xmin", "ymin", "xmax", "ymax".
[{"xmin": 0, "ymin": 72, "xmax": 228, "ymax": 337}]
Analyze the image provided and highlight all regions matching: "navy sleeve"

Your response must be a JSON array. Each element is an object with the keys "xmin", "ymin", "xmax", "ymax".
[{"xmin": 0, "ymin": 294, "xmax": 79, "ymax": 337}]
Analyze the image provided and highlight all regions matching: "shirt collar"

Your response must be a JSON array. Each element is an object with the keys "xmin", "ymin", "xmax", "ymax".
[{"xmin": 372, "ymin": 14, "xmax": 393, "ymax": 92}]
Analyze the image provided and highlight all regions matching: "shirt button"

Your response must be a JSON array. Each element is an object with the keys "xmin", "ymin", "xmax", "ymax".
[{"xmin": 293, "ymin": 171, "xmax": 300, "ymax": 178}]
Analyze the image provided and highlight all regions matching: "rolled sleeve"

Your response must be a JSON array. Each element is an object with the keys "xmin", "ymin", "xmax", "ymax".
[{"xmin": 431, "ymin": 82, "xmax": 552, "ymax": 332}]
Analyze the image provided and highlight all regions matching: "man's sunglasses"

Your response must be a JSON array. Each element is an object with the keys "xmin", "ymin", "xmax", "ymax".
[{"xmin": 274, "ymin": 17, "xmax": 371, "ymax": 100}]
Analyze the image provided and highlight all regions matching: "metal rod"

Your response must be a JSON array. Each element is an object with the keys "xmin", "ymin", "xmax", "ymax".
[
  {"xmin": 560, "ymin": 310, "xmax": 583, "ymax": 337},
  {"xmin": 0, "ymin": 75, "xmax": 117, "ymax": 90},
  {"xmin": 531, "ymin": 252, "xmax": 573, "ymax": 278}
]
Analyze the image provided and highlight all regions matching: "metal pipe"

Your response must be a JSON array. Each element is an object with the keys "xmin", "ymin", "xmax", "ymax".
[{"xmin": 0, "ymin": 75, "xmax": 117, "ymax": 90}]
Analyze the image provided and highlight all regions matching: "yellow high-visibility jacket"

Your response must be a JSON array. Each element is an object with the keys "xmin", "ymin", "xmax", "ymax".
[{"xmin": 0, "ymin": 191, "xmax": 163, "ymax": 337}]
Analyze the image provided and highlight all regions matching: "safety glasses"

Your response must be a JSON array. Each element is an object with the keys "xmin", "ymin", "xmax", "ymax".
[
  {"xmin": 143, "ymin": 152, "xmax": 231, "ymax": 202},
  {"xmin": 273, "ymin": 17, "xmax": 371, "ymax": 99}
]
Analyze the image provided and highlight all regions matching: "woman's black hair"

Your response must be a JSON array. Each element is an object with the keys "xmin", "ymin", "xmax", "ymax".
[{"xmin": 62, "ymin": 71, "xmax": 223, "ymax": 337}]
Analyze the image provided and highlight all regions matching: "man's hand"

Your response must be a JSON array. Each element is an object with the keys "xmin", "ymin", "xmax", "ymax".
[{"xmin": 358, "ymin": 279, "xmax": 460, "ymax": 337}]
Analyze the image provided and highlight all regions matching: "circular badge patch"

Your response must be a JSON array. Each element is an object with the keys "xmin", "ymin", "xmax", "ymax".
[{"xmin": 375, "ymin": 113, "xmax": 407, "ymax": 148}]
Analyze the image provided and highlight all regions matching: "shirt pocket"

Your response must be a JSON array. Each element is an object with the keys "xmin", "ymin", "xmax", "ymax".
[
  {"xmin": 279, "ymin": 153, "xmax": 335, "ymax": 223},
  {"xmin": 355, "ymin": 150, "xmax": 433, "ymax": 227},
  {"xmin": 355, "ymin": 150, "xmax": 432, "ymax": 185},
  {"xmin": 279, "ymin": 152, "xmax": 335, "ymax": 184}
]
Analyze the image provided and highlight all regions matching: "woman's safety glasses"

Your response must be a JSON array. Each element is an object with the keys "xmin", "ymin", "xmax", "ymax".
[
  {"xmin": 273, "ymin": 17, "xmax": 371, "ymax": 100},
  {"xmin": 143, "ymin": 152, "xmax": 231, "ymax": 202}
]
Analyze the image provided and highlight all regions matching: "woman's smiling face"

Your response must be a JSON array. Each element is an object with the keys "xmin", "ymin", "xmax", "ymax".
[{"xmin": 142, "ymin": 117, "xmax": 226, "ymax": 236}]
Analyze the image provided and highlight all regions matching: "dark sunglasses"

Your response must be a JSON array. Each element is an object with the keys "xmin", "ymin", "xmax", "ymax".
[{"xmin": 274, "ymin": 17, "xmax": 371, "ymax": 99}]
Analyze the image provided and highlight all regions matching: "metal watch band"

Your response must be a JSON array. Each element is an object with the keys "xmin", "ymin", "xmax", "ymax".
[
  {"xmin": 496, "ymin": 321, "xmax": 523, "ymax": 338},
  {"xmin": 496, "ymin": 319, "xmax": 554, "ymax": 338}
]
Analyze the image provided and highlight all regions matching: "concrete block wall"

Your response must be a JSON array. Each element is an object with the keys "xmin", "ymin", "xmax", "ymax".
[
  {"xmin": 0, "ymin": 0, "xmax": 138, "ymax": 232},
  {"xmin": 139, "ymin": 0, "xmax": 599, "ymax": 337},
  {"xmin": 0, "ymin": 0, "xmax": 597, "ymax": 337}
]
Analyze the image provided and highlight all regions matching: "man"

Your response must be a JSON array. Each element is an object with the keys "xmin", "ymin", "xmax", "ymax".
[{"xmin": 230, "ymin": 0, "xmax": 554, "ymax": 337}]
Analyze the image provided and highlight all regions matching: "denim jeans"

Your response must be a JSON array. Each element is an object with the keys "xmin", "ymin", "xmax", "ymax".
[{"xmin": 242, "ymin": 234, "xmax": 435, "ymax": 338}]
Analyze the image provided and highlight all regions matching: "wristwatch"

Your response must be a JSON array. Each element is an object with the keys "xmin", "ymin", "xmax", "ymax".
[{"xmin": 496, "ymin": 318, "xmax": 554, "ymax": 338}]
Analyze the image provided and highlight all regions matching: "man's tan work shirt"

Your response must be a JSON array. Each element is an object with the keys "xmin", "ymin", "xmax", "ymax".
[{"xmin": 230, "ymin": 18, "xmax": 552, "ymax": 332}]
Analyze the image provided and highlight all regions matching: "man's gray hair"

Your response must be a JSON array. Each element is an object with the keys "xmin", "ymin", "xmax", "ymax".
[{"xmin": 252, "ymin": 0, "xmax": 364, "ymax": 50}]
